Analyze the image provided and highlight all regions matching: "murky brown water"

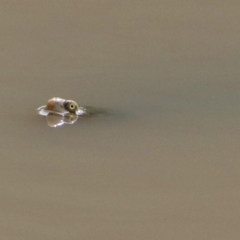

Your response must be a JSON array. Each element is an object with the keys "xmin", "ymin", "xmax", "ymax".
[{"xmin": 0, "ymin": 1, "xmax": 239, "ymax": 239}]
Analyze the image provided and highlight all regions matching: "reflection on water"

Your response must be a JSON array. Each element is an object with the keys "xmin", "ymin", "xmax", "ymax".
[
  {"xmin": 45, "ymin": 113, "xmax": 78, "ymax": 127},
  {"xmin": 40, "ymin": 109, "xmax": 108, "ymax": 127}
]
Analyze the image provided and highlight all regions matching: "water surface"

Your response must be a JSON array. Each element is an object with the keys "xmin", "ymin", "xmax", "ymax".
[{"xmin": 0, "ymin": 1, "xmax": 239, "ymax": 239}]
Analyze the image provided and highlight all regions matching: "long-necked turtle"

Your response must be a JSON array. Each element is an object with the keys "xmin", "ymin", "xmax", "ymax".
[
  {"xmin": 37, "ymin": 97, "xmax": 86, "ymax": 116},
  {"xmin": 37, "ymin": 97, "xmax": 108, "ymax": 127}
]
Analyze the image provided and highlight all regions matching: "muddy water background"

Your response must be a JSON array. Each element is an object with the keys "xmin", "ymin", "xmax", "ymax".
[{"xmin": 0, "ymin": 1, "xmax": 240, "ymax": 239}]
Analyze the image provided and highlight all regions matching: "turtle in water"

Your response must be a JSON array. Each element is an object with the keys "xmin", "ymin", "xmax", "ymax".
[
  {"xmin": 37, "ymin": 97, "xmax": 86, "ymax": 116},
  {"xmin": 37, "ymin": 97, "xmax": 108, "ymax": 127}
]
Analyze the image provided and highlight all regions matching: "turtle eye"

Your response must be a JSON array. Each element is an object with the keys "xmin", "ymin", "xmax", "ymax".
[
  {"xmin": 68, "ymin": 103, "xmax": 77, "ymax": 112},
  {"xmin": 64, "ymin": 101, "xmax": 78, "ymax": 113},
  {"xmin": 69, "ymin": 104, "xmax": 75, "ymax": 110}
]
